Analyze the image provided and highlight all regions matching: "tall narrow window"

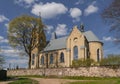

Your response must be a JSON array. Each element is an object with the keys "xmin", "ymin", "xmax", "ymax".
[
  {"xmin": 73, "ymin": 46, "xmax": 78, "ymax": 60},
  {"xmin": 97, "ymin": 49, "xmax": 100, "ymax": 62},
  {"xmin": 60, "ymin": 52, "xmax": 64, "ymax": 63},
  {"xmin": 32, "ymin": 54, "xmax": 35, "ymax": 65},
  {"xmin": 50, "ymin": 54, "xmax": 53, "ymax": 64},
  {"xmin": 41, "ymin": 56, "xmax": 44, "ymax": 65}
]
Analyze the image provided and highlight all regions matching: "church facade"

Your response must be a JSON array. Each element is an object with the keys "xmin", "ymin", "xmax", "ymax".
[{"xmin": 31, "ymin": 26, "xmax": 103, "ymax": 69}]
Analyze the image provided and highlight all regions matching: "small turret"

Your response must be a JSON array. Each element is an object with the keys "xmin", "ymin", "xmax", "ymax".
[
  {"xmin": 51, "ymin": 32, "xmax": 57, "ymax": 40},
  {"xmin": 80, "ymin": 23, "xmax": 84, "ymax": 32}
]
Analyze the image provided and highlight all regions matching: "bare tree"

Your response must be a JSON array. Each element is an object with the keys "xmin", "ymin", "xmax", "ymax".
[{"xmin": 102, "ymin": 0, "xmax": 120, "ymax": 43}]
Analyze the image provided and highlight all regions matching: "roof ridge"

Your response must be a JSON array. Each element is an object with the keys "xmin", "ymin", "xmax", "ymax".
[{"xmin": 51, "ymin": 36, "xmax": 68, "ymax": 40}]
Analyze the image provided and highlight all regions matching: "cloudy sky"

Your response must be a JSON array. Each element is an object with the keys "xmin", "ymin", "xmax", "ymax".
[{"xmin": 0, "ymin": 0, "xmax": 119, "ymax": 69}]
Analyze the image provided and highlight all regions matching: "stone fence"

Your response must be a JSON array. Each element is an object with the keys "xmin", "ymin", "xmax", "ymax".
[{"xmin": 7, "ymin": 66, "xmax": 120, "ymax": 77}]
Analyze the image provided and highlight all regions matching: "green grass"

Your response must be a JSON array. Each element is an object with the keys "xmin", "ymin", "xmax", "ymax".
[
  {"xmin": 15, "ymin": 75, "xmax": 45, "ymax": 78},
  {"xmin": 7, "ymin": 75, "xmax": 120, "ymax": 84},
  {"xmin": 67, "ymin": 80, "xmax": 120, "ymax": 84},
  {"xmin": 63, "ymin": 76, "xmax": 120, "ymax": 80},
  {"xmin": 14, "ymin": 75, "xmax": 59, "ymax": 79},
  {"xmin": 65, "ymin": 77, "xmax": 120, "ymax": 84},
  {"xmin": 8, "ymin": 78, "xmax": 38, "ymax": 84}
]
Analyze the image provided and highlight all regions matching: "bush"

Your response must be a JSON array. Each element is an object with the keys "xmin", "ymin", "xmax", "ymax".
[
  {"xmin": 72, "ymin": 59, "xmax": 95, "ymax": 68},
  {"xmin": 100, "ymin": 54, "xmax": 120, "ymax": 66}
]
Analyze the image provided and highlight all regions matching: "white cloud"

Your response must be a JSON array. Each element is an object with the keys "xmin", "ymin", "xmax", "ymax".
[
  {"xmin": 113, "ymin": 38, "xmax": 120, "ymax": 42},
  {"xmin": 75, "ymin": 0, "xmax": 84, "ymax": 5},
  {"xmin": 102, "ymin": 36, "xmax": 118, "ymax": 42},
  {"xmin": 6, "ymin": 58, "xmax": 28, "ymax": 68},
  {"xmin": 8, "ymin": 59, "xmax": 27, "ymax": 64},
  {"xmin": 0, "ymin": 36, "xmax": 4, "ymax": 40},
  {"xmin": 0, "ymin": 46, "xmax": 13, "ymax": 50},
  {"xmin": 23, "ymin": 0, "xmax": 36, "ymax": 4},
  {"xmin": 84, "ymin": 2, "xmax": 98, "ymax": 16},
  {"xmin": 55, "ymin": 24, "xmax": 68, "ymax": 36},
  {"xmin": 0, "ymin": 46, "xmax": 25, "ymax": 58},
  {"xmin": 0, "ymin": 36, "xmax": 8, "ymax": 43},
  {"xmin": 1, "ymin": 39, "xmax": 8, "ymax": 43},
  {"xmin": 0, "ymin": 15, "xmax": 9, "ymax": 23},
  {"xmin": 1, "ymin": 49, "xmax": 16, "ymax": 54},
  {"xmin": 103, "ymin": 36, "xmax": 112, "ymax": 41},
  {"xmin": 14, "ymin": 0, "xmax": 37, "ymax": 8},
  {"xmin": 0, "ymin": 45, "xmax": 28, "ymax": 69},
  {"xmin": 69, "ymin": 8, "xmax": 82, "ymax": 22},
  {"xmin": 31, "ymin": 2, "xmax": 68, "ymax": 19},
  {"xmin": 46, "ymin": 25, "xmax": 54, "ymax": 34},
  {"xmin": 4, "ymin": 23, "xmax": 9, "ymax": 28}
]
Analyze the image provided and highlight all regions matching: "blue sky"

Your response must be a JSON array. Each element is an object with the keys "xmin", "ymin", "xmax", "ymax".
[{"xmin": 0, "ymin": 0, "xmax": 119, "ymax": 69}]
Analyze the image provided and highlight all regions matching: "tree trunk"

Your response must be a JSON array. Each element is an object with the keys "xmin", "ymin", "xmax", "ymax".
[{"xmin": 28, "ymin": 54, "xmax": 31, "ymax": 69}]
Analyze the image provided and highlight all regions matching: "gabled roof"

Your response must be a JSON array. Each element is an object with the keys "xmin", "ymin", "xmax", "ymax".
[
  {"xmin": 43, "ymin": 30, "xmax": 102, "ymax": 52},
  {"xmin": 44, "ymin": 36, "xmax": 67, "ymax": 52},
  {"xmin": 83, "ymin": 31, "xmax": 101, "ymax": 42}
]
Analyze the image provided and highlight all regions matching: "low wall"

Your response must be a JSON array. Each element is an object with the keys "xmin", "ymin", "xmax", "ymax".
[{"xmin": 7, "ymin": 66, "xmax": 120, "ymax": 77}]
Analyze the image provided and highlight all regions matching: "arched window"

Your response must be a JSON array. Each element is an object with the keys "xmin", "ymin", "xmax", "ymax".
[
  {"xmin": 60, "ymin": 52, "xmax": 64, "ymax": 63},
  {"xmin": 41, "ymin": 56, "xmax": 44, "ymax": 65},
  {"xmin": 73, "ymin": 46, "xmax": 78, "ymax": 60},
  {"xmin": 50, "ymin": 54, "xmax": 53, "ymax": 64},
  {"xmin": 97, "ymin": 49, "xmax": 100, "ymax": 62}
]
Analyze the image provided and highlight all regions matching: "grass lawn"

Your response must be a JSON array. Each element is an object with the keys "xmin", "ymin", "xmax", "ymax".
[
  {"xmin": 8, "ymin": 75, "xmax": 120, "ymax": 84},
  {"xmin": 67, "ymin": 80, "xmax": 120, "ymax": 84},
  {"xmin": 65, "ymin": 77, "xmax": 120, "ymax": 84},
  {"xmin": 8, "ymin": 78, "xmax": 38, "ymax": 84}
]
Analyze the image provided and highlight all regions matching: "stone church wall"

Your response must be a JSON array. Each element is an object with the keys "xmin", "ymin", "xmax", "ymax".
[{"xmin": 7, "ymin": 66, "xmax": 120, "ymax": 77}]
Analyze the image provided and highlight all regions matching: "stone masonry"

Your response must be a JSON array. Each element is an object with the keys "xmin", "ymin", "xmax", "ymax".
[{"xmin": 7, "ymin": 66, "xmax": 120, "ymax": 77}]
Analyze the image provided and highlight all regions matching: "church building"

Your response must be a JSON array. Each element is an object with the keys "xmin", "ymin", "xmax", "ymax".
[{"xmin": 31, "ymin": 25, "xmax": 103, "ymax": 69}]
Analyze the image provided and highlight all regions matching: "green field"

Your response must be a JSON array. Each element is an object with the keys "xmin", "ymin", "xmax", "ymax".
[{"xmin": 8, "ymin": 78, "xmax": 38, "ymax": 84}]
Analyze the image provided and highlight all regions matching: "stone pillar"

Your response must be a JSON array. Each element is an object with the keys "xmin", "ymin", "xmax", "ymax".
[
  {"xmin": 84, "ymin": 47, "xmax": 86, "ymax": 60},
  {"xmin": 54, "ymin": 52, "xmax": 58, "ymax": 67},
  {"xmin": 36, "ymin": 53, "xmax": 39, "ymax": 68},
  {"xmin": 46, "ymin": 53, "xmax": 48, "ymax": 68}
]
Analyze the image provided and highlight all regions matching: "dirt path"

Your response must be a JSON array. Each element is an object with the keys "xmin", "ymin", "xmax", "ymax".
[
  {"xmin": 0, "ymin": 78, "xmax": 73, "ymax": 84},
  {"xmin": 31, "ymin": 78, "xmax": 90, "ymax": 84},
  {"xmin": 0, "ymin": 78, "xmax": 93, "ymax": 84},
  {"xmin": 0, "ymin": 81, "xmax": 13, "ymax": 84}
]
